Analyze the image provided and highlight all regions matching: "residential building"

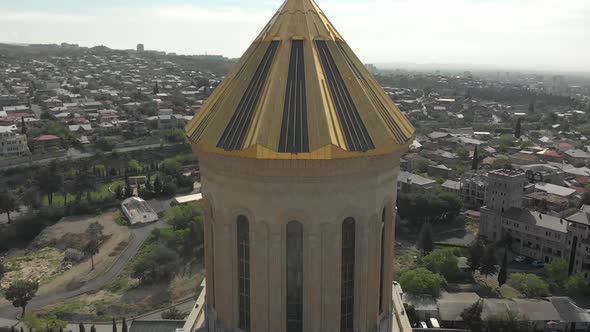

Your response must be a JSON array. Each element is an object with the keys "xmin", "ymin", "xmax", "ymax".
[
  {"xmin": 564, "ymin": 206, "xmax": 590, "ymax": 278},
  {"xmin": 460, "ymin": 172, "xmax": 487, "ymax": 208},
  {"xmin": 32, "ymin": 134, "xmax": 61, "ymax": 153},
  {"xmin": 398, "ymin": 171, "xmax": 438, "ymax": 193},
  {"xmin": 481, "ymin": 169, "xmax": 590, "ymax": 280},
  {"xmin": 565, "ymin": 149, "xmax": 590, "ymax": 166},
  {"xmin": 0, "ymin": 125, "xmax": 29, "ymax": 157},
  {"xmin": 480, "ymin": 169, "xmax": 528, "ymax": 241},
  {"xmin": 442, "ymin": 180, "xmax": 461, "ymax": 196}
]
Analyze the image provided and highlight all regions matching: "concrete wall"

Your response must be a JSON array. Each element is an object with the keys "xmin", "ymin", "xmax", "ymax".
[{"xmin": 200, "ymin": 151, "xmax": 404, "ymax": 332}]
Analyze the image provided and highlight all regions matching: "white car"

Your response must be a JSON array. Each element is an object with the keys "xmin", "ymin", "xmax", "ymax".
[{"xmin": 513, "ymin": 256, "xmax": 526, "ymax": 263}]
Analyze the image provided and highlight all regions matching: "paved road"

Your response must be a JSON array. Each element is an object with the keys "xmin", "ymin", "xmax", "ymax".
[{"xmin": 0, "ymin": 220, "xmax": 166, "ymax": 319}]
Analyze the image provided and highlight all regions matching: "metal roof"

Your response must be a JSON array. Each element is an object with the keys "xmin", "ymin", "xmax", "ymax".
[{"xmin": 185, "ymin": 0, "xmax": 414, "ymax": 160}]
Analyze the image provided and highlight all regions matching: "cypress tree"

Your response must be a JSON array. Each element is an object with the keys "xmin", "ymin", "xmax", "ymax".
[
  {"xmin": 480, "ymin": 245, "xmax": 499, "ymax": 277},
  {"xmin": 122, "ymin": 318, "xmax": 128, "ymax": 332},
  {"xmin": 21, "ymin": 116, "xmax": 27, "ymax": 135},
  {"xmin": 79, "ymin": 323, "xmax": 86, "ymax": 332},
  {"xmin": 91, "ymin": 326, "xmax": 97, "ymax": 332},
  {"xmin": 112, "ymin": 318, "xmax": 118, "ymax": 332},
  {"xmin": 417, "ymin": 222, "xmax": 434, "ymax": 255},
  {"xmin": 471, "ymin": 145, "xmax": 479, "ymax": 171},
  {"xmin": 515, "ymin": 118, "xmax": 522, "ymax": 139},
  {"xmin": 498, "ymin": 248, "xmax": 509, "ymax": 287}
]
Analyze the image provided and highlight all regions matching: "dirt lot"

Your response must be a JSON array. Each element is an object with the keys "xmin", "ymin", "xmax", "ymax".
[{"xmin": 0, "ymin": 210, "xmax": 131, "ymax": 302}]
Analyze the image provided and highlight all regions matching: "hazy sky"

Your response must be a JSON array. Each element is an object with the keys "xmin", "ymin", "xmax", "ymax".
[{"xmin": 0, "ymin": 0, "xmax": 589, "ymax": 72}]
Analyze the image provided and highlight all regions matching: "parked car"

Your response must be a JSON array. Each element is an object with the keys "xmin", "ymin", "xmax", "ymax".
[
  {"xmin": 514, "ymin": 256, "xmax": 526, "ymax": 263},
  {"xmin": 532, "ymin": 261, "xmax": 545, "ymax": 268}
]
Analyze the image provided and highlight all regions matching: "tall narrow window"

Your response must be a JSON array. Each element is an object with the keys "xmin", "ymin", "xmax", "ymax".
[
  {"xmin": 341, "ymin": 218, "xmax": 355, "ymax": 332},
  {"xmin": 379, "ymin": 208, "xmax": 386, "ymax": 314},
  {"xmin": 237, "ymin": 216, "xmax": 250, "ymax": 331},
  {"xmin": 287, "ymin": 221, "xmax": 303, "ymax": 332}
]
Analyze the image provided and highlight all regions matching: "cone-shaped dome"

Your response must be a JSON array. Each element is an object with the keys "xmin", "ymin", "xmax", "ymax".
[{"xmin": 186, "ymin": 0, "xmax": 415, "ymax": 160}]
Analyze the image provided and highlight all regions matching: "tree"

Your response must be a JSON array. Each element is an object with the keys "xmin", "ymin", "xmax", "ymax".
[
  {"xmin": 498, "ymin": 248, "xmax": 508, "ymax": 287},
  {"xmin": 162, "ymin": 181, "xmax": 178, "ymax": 197},
  {"xmin": 416, "ymin": 159, "xmax": 429, "ymax": 173},
  {"xmin": 0, "ymin": 260, "xmax": 4, "ymax": 282},
  {"xmin": 84, "ymin": 239, "xmax": 99, "ymax": 270},
  {"xmin": 509, "ymin": 273, "xmax": 550, "ymax": 297},
  {"xmin": 36, "ymin": 161, "xmax": 63, "ymax": 206},
  {"xmin": 515, "ymin": 118, "xmax": 522, "ymax": 139},
  {"xmin": 112, "ymin": 318, "xmax": 117, "ymax": 332},
  {"xmin": 545, "ymin": 258, "xmax": 568, "ymax": 286},
  {"xmin": 164, "ymin": 202, "xmax": 203, "ymax": 231},
  {"xmin": 114, "ymin": 185, "xmax": 124, "ymax": 200},
  {"xmin": 468, "ymin": 240, "xmax": 485, "ymax": 274},
  {"xmin": 398, "ymin": 268, "xmax": 447, "ymax": 297},
  {"xmin": 564, "ymin": 273, "xmax": 590, "ymax": 296},
  {"xmin": 484, "ymin": 309, "xmax": 533, "ymax": 332},
  {"xmin": 122, "ymin": 318, "xmax": 128, "ymax": 332},
  {"xmin": 90, "ymin": 326, "xmax": 96, "ymax": 332},
  {"xmin": 479, "ymin": 245, "xmax": 498, "ymax": 277},
  {"xmin": 403, "ymin": 304, "xmax": 419, "ymax": 327},
  {"xmin": 461, "ymin": 300, "xmax": 483, "ymax": 332},
  {"xmin": 472, "ymin": 145, "xmax": 479, "ymax": 171},
  {"xmin": 153, "ymin": 176, "xmax": 163, "ymax": 194},
  {"xmin": 79, "ymin": 323, "xmax": 86, "ymax": 332},
  {"xmin": 127, "ymin": 160, "xmax": 142, "ymax": 174},
  {"xmin": 422, "ymin": 248, "xmax": 460, "ymax": 280},
  {"xmin": 145, "ymin": 178, "xmax": 153, "ymax": 191},
  {"xmin": 397, "ymin": 192, "xmax": 462, "ymax": 226},
  {"xmin": 22, "ymin": 185, "xmax": 42, "ymax": 210},
  {"xmin": 21, "ymin": 313, "xmax": 65, "ymax": 331},
  {"xmin": 21, "ymin": 116, "xmax": 26, "ymax": 135},
  {"xmin": 457, "ymin": 147, "xmax": 470, "ymax": 161},
  {"xmin": 131, "ymin": 245, "xmax": 181, "ymax": 283},
  {"xmin": 0, "ymin": 191, "xmax": 19, "ymax": 223},
  {"xmin": 161, "ymin": 307, "xmax": 187, "ymax": 320},
  {"xmin": 84, "ymin": 222, "xmax": 104, "ymax": 270},
  {"xmin": 160, "ymin": 159, "xmax": 182, "ymax": 177},
  {"xmin": 4, "ymin": 279, "xmax": 39, "ymax": 317},
  {"xmin": 417, "ymin": 223, "xmax": 434, "ymax": 255},
  {"xmin": 124, "ymin": 176, "xmax": 133, "ymax": 198},
  {"xmin": 492, "ymin": 158, "xmax": 513, "ymax": 170}
]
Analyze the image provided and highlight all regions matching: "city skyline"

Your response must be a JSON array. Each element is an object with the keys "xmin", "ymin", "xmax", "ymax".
[{"xmin": 1, "ymin": 0, "xmax": 589, "ymax": 72}]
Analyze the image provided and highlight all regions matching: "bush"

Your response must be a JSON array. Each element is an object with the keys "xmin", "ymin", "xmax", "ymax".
[
  {"xmin": 399, "ymin": 268, "xmax": 447, "ymax": 297},
  {"xmin": 131, "ymin": 244, "xmax": 180, "ymax": 283},
  {"xmin": 509, "ymin": 273, "xmax": 550, "ymax": 298},
  {"xmin": 421, "ymin": 248, "xmax": 461, "ymax": 280},
  {"xmin": 564, "ymin": 273, "xmax": 590, "ymax": 296}
]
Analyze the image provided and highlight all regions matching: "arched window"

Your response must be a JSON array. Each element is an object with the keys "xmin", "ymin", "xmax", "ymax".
[
  {"xmin": 379, "ymin": 208, "xmax": 386, "ymax": 314},
  {"xmin": 286, "ymin": 221, "xmax": 303, "ymax": 332},
  {"xmin": 341, "ymin": 218, "xmax": 355, "ymax": 332},
  {"xmin": 237, "ymin": 216, "xmax": 250, "ymax": 331}
]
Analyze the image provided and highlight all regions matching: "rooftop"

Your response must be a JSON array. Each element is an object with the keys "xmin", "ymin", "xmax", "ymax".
[
  {"xmin": 488, "ymin": 168, "xmax": 525, "ymax": 178},
  {"xmin": 504, "ymin": 207, "xmax": 567, "ymax": 233},
  {"xmin": 185, "ymin": 0, "xmax": 414, "ymax": 160},
  {"xmin": 534, "ymin": 182, "xmax": 576, "ymax": 198}
]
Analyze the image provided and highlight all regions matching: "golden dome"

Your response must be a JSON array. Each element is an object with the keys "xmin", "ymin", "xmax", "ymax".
[{"xmin": 185, "ymin": 0, "xmax": 415, "ymax": 160}]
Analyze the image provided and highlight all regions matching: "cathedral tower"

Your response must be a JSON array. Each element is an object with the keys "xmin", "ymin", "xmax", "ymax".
[{"xmin": 185, "ymin": 0, "xmax": 415, "ymax": 331}]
